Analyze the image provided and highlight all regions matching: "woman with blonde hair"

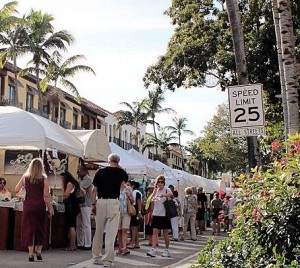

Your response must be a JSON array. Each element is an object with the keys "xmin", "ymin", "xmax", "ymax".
[{"xmin": 15, "ymin": 158, "xmax": 53, "ymax": 262}]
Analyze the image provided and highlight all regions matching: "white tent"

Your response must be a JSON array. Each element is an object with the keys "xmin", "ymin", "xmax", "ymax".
[
  {"xmin": 68, "ymin": 129, "xmax": 111, "ymax": 161},
  {"xmin": 109, "ymin": 142, "xmax": 161, "ymax": 178},
  {"xmin": 193, "ymin": 175, "xmax": 226, "ymax": 194},
  {"xmin": 0, "ymin": 106, "xmax": 84, "ymax": 157}
]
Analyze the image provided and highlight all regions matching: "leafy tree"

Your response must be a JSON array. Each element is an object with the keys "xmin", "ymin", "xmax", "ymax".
[
  {"xmin": 166, "ymin": 116, "xmax": 195, "ymax": 170},
  {"xmin": 187, "ymin": 103, "xmax": 248, "ymax": 177},
  {"xmin": 143, "ymin": 0, "xmax": 300, "ymax": 131}
]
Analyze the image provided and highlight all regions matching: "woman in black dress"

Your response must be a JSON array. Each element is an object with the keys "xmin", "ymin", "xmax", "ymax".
[
  {"xmin": 61, "ymin": 171, "xmax": 80, "ymax": 250},
  {"xmin": 15, "ymin": 158, "xmax": 53, "ymax": 262}
]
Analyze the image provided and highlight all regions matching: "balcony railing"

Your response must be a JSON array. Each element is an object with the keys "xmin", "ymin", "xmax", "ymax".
[{"xmin": 109, "ymin": 137, "xmax": 139, "ymax": 151}]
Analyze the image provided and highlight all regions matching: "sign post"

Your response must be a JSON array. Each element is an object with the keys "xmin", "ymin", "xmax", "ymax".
[{"xmin": 228, "ymin": 84, "xmax": 265, "ymax": 137}]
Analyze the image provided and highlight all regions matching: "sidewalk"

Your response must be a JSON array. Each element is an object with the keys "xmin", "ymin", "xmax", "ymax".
[{"xmin": 0, "ymin": 229, "xmax": 226, "ymax": 268}]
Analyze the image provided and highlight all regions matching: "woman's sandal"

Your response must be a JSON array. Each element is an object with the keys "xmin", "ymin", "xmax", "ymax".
[
  {"xmin": 36, "ymin": 252, "xmax": 42, "ymax": 261},
  {"xmin": 28, "ymin": 254, "xmax": 34, "ymax": 262}
]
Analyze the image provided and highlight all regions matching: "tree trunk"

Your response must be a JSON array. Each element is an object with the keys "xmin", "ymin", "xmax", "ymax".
[
  {"xmin": 272, "ymin": 0, "xmax": 288, "ymax": 139},
  {"xmin": 278, "ymin": 0, "xmax": 299, "ymax": 134},
  {"xmin": 226, "ymin": 0, "xmax": 261, "ymax": 169}
]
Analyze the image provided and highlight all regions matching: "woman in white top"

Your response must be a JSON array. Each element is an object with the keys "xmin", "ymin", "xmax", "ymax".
[{"xmin": 146, "ymin": 175, "xmax": 173, "ymax": 258}]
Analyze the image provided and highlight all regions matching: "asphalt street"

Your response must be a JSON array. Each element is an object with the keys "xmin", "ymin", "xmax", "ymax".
[{"xmin": 0, "ymin": 230, "xmax": 226, "ymax": 268}]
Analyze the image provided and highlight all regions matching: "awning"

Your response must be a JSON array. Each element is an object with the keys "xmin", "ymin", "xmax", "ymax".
[
  {"xmin": 8, "ymin": 77, "xmax": 24, "ymax": 88},
  {"xmin": 60, "ymin": 102, "xmax": 72, "ymax": 110},
  {"xmin": 27, "ymin": 85, "xmax": 39, "ymax": 95},
  {"xmin": 73, "ymin": 107, "xmax": 84, "ymax": 115}
]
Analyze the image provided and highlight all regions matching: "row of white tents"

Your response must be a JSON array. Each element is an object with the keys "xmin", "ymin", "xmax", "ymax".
[
  {"xmin": 107, "ymin": 141, "xmax": 226, "ymax": 196},
  {"xmin": 0, "ymin": 106, "xmax": 225, "ymax": 196}
]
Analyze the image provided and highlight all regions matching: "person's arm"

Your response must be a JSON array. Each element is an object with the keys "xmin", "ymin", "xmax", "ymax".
[
  {"xmin": 137, "ymin": 193, "xmax": 143, "ymax": 216},
  {"xmin": 15, "ymin": 176, "xmax": 25, "ymax": 193},
  {"xmin": 91, "ymin": 186, "xmax": 97, "ymax": 215},
  {"xmin": 63, "ymin": 182, "xmax": 74, "ymax": 199},
  {"xmin": 43, "ymin": 178, "xmax": 53, "ymax": 216}
]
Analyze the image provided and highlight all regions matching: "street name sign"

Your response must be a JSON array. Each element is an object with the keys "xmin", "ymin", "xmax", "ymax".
[{"xmin": 228, "ymin": 84, "xmax": 265, "ymax": 137}]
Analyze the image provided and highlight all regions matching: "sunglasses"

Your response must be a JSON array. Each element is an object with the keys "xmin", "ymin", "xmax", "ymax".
[
  {"xmin": 0, "ymin": 182, "xmax": 5, "ymax": 185},
  {"xmin": 157, "ymin": 180, "xmax": 164, "ymax": 184}
]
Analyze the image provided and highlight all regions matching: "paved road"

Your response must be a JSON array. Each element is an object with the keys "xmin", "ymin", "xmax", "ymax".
[{"xmin": 0, "ymin": 231, "xmax": 226, "ymax": 268}]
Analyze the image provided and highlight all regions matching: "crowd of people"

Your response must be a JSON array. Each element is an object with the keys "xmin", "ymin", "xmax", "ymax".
[{"xmin": 9, "ymin": 153, "xmax": 237, "ymax": 266}]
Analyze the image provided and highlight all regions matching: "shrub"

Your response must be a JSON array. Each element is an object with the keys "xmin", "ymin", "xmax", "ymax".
[{"xmin": 193, "ymin": 135, "xmax": 300, "ymax": 268}]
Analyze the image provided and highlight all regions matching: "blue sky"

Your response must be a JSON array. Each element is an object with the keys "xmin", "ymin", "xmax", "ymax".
[{"xmin": 17, "ymin": 0, "xmax": 228, "ymax": 144}]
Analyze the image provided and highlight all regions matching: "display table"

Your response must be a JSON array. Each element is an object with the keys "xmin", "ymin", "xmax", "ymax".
[{"xmin": 0, "ymin": 201, "xmax": 15, "ymax": 250}]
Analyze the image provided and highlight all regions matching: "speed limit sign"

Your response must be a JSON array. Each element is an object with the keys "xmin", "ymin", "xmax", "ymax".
[{"xmin": 228, "ymin": 84, "xmax": 265, "ymax": 137}]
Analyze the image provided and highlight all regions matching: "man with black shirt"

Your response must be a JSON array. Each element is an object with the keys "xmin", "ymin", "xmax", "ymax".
[
  {"xmin": 196, "ymin": 187, "xmax": 208, "ymax": 234},
  {"xmin": 91, "ymin": 153, "xmax": 128, "ymax": 267}
]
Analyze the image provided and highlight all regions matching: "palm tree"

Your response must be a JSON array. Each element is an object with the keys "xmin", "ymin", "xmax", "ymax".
[
  {"xmin": 22, "ymin": 9, "xmax": 74, "ymax": 113},
  {"xmin": 226, "ymin": 0, "xmax": 261, "ymax": 169},
  {"xmin": 0, "ymin": 1, "xmax": 26, "ymax": 106},
  {"xmin": 117, "ymin": 100, "xmax": 148, "ymax": 147},
  {"xmin": 40, "ymin": 51, "xmax": 95, "ymax": 97},
  {"xmin": 143, "ymin": 90, "xmax": 176, "ymax": 156},
  {"xmin": 141, "ymin": 127, "xmax": 177, "ymax": 161},
  {"xmin": 166, "ymin": 117, "xmax": 195, "ymax": 170},
  {"xmin": 276, "ymin": 0, "xmax": 299, "ymax": 134}
]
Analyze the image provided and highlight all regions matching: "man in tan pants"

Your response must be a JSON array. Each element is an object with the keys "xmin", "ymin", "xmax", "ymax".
[{"xmin": 91, "ymin": 154, "xmax": 129, "ymax": 267}]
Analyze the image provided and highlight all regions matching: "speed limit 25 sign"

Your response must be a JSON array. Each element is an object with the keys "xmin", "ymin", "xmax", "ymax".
[{"xmin": 228, "ymin": 84, "xmax": 265, "ymax": 137}]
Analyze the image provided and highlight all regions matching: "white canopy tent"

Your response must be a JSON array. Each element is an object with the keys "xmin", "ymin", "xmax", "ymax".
[
  {"xmin": 193, "ymin": 175, "xmax": 226, "ymax": 194},
  {"xmin": 0, "ymin": 106, "xmax": 84, "ymax": 157},
  {"xmin": 109, "ymin": 142, "xmax": 161, "ymax": 178},
  {"xmin": 68, "ymin": 129, "xmax": 111, "ymax": 161}
]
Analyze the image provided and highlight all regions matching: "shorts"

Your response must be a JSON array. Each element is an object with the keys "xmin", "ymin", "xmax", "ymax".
[
  {"xmin": 130, "ymin": 215, "xmax": 140, "ymax": 227},
  {"xmin": 212, "ymin": 208, "xmax": 222, "ymax": 220},
  {"xmin": 118, "ymin": 214, "xmax": 131, "ymax": 230},
  {"xmin": 151, "ymin": 216, "xmax": 171, "ymax": 230}
]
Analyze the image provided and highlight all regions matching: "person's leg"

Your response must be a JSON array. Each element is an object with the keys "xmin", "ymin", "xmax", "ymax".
[
  {"xmin": 170, "ymin": 216, "xmax": 179, "ymax": 240},
  {"xmin": 212, "ymin": 218, "xmax": 217, "ymax": 234},
  {"xmin": 163, "ymin": 229, "xmax": 170, "ymax": 248},
  {"xmin": 81, "ymin": 206, "xmax": 92, "ymax": 247},
  {"xmin": 190, "ymin": 214, "xmax": 197, "ymax": 240},
  {"xmin": 92, "ymin": 200, "xmax": 106, "ymax": 261},
  {"xmin": 69, "ymin": 227, "xmax": 77, "ymax": 249},
  {"xmin": 76, "ymin": 209, "xmax": 84, "ymax": 247},
  {"xmin": 217, "ymin": 218, "xmax": 221, "ymax": 234},
  {"xmin": 28, "ymin": 245, "xmax": 34, "ymax": 261},
  {"xmin": 102, "ymin": 199, "xmax": 120, "ymax": 264},
  {"xmin": 151, "ymin": 228, "xmax": 158, "ymax": 248},
  {"xmin": 183, "ymin": 214, "xmax": 190, "ymax": 240},
  {"xmin": 134, "ymin": 226, "xmax": 140, "ymax": 247}
]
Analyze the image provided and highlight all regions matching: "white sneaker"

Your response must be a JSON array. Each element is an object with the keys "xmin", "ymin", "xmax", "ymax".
[
  {"xmin": 162, "ymin": 249, "xmax": 171, "ymax": 257},
  {"xmin": 146, "ymin": 248, "xmax": 156, "ymax": 257}
]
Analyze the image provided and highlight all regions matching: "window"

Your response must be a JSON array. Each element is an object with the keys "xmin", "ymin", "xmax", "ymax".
[
  {"xmin": 8, "ymin": 85, "xmax": 16, "ymax": 105},
  {"xmin": 60, "ymin": 108, "xmax": 66, "ymax": 125},
  {"xmin": 72, "ymin": 114, "xmax": 78, "ymax": 129},
  {"xmin": 26, "ymin": 93, "xmax": 34, "ymax": 112}
]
